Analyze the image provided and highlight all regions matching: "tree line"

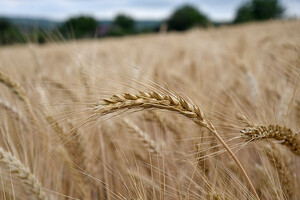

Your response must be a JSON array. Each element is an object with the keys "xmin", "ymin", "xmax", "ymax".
[{"xmin": 0, "ymin": 0, "xmax": 285, "ymax": 45}]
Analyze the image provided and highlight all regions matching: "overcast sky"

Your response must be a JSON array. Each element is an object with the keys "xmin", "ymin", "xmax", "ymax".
[{"xmin": 0, "ymin": 0, "xmax": 299, "ymax": 21}]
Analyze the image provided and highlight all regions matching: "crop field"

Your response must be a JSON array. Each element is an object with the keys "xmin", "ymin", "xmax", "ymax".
[{"xmin": 0, "ymin": 20, "xmax": 299, "ymax": 200}]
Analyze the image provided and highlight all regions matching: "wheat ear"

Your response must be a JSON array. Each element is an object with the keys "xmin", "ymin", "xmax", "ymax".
[
  {"xmin": 93, "ymin": 91, "xmax": 259, "ymax": 199},
  {"xmin": 44, "ymin": 115, "xmax": 89, "ymax": 198},
  {"xmin": 0, "ymin": 70, "xmax": 40, "ymax": 128},
  {"xmin": 123, "ymin": 118, "xmax": 161, "ymax": 155},
  {"xmin": 0, "ymin": 70, "xmax": 27, "ymax": 101},
  {"xmin": 241, "ymin": 125, "xmax": 300, "ymax": 156},
  {"xmin": 0, "ymin": 98, "xmax": 27, "ymax": 125},
  {"xmin": 45, "ymin": 116, "xmax": 87, "ymax": 167},
  {"xmin": 0, "ymin": 147, "xmax": 46, "ymax": 200},
  {"xmin": 143, "ymin": 111, "xmax": 166, "ymax": 133},
  {"xmin": 264, "ymin": 143, "xmax": 295, "ymax": 199}
]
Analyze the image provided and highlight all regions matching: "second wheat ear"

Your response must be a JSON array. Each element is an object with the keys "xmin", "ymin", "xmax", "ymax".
[
  {"xmin": 241, "ymin": 125, "xmax": 300, "ymax": 156},
  {"xmin": 93, "ymin": 91, "xmax": 260, "ymax": 199}
]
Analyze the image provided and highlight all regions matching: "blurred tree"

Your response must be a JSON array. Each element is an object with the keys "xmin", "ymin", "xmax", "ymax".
[
  {"xmin": 252, "ymin": 0, "xmax": 284, "ymax": 20},
  {"xmin": 109, "ymin": 14, "xmax": 135, "ymax": 36},
  {"xmin": 28, "ymin": 30, "xmax": 47, "ymax": 44},
  {"xmin": 167, "ymin": 5, "xmax": 209, "ymax": 31},
  {"xmin": 0, "ymin": 18, "xmax": 24, "ymax": 45},
  {"xmin": 234, "ymin": 0, "xmax": 284, "ymax": 23},
  {"xmin": 60, "ymin": 16, "xmax": 98, "ymax": 38},
  {"xmin": 234, "ymin": 2, "xmax": 255, "ymax": 23},
  {"xmin": 114, "ymin": 14, "xmax": 134, "ymax": 31}
]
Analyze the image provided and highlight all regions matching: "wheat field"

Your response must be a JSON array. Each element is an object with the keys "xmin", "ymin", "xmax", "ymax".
[{"xmin": 0, "ymin": 20, "xmax": 299, "ymax": 200}]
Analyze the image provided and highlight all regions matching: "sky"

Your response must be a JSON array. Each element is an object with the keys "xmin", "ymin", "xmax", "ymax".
[{"xmin": 0, "ymin": 0, "xmax": 299, "ymax": 21}]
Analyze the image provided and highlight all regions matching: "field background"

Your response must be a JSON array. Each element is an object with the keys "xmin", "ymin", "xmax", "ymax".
[{"xmin": 0, "ymin": 20, "xmax": 300, "ymax": 199}]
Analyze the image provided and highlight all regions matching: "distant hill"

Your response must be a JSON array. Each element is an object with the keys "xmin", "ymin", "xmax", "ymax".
[
  {"xmin": 1, "ymin": 16, "xmax": 161, "ymax": 32},
  {"xmin": 100, "ymin": 20, "xmax": 161, "ymax": 30},
  {"xmin": 0, "ymin": 16, "xmax": 61, "ymax": 32}
]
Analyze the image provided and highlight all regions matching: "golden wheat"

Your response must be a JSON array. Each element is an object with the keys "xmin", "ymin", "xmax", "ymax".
[{"xmin": 0, "ymin": 21, "xmax": 299, "ymax": 200}]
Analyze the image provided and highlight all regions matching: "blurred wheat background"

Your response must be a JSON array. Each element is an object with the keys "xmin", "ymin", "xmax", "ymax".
[{"xmin": 0, "ymin": 17, "xmax": 300, "ymax": 200}]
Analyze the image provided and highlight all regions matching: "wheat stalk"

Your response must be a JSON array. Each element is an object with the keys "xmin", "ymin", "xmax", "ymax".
[
  {"xmin": 93, "ymin": 91, "xmax": 259, "ymax": 199},
  {"xmin": 241, "ymin": 125, "xmax": 300, "ymax": 156},
  {"xmin": 0, "ymin": 147, "xmax": 46, "ymax": 200}
]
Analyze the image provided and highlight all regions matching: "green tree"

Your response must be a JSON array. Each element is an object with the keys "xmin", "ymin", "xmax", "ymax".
[
  {"xmin": 167, "ymin": 5, "xmax": 209, "ymax": 31},
  {"xmin": 60, "ymin": 16, "xmax": 98, "ymax": 38},
  {"xmin": 109, "ymin": 14, "xmax": 135, "ymax": 36},
  {"xmin": 28, "ymin": 30, "xmax": 47, "ymax": 44},
  {"xmin": 234, "ymin": 2, "xmax": 255, "ymax": 23},
  {"xmin": 0, "ymin": 18, "xmax": 24, "ymax": 45},
  {"xmin": 114, "ymin": 14, "xmax": 134, "ymax": 31},
  {"xmin": 234, "ymin": 0, "xmax": 284, "ymax": 23}
]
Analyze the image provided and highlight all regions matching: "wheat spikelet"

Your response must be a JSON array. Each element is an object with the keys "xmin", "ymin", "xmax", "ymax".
[
  {"xmin": 93, "ymin": 91, "xmax": 259, "ymax": 199},
  {"xmin": 241, "ymin": 125, "xmax": 300, "ymax": 156},
  {"xmin": 0, "ymin": 147, "xmax": 46, "ymax": 200},
  {"xmin": 123, "ymin": 118, "xmax": 161, "ymax": 155}
]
